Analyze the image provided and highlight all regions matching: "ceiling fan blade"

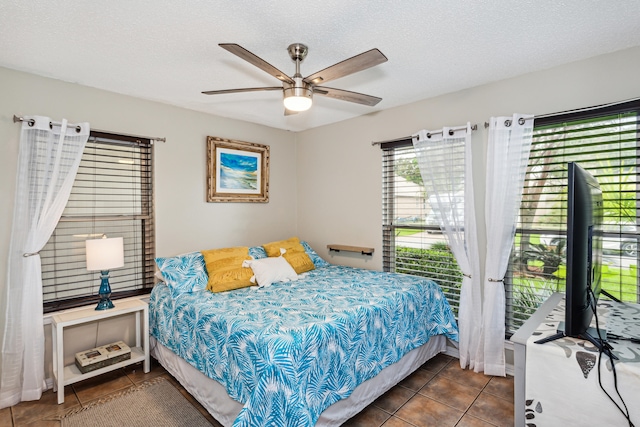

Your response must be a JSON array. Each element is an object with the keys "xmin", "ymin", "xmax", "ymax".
[
  {"xmin": 202, "ymin": 87, "xmax": 282, "ymax": 95},
  {"xmin": 219, "ymin": 43, "xmax": 294, "ymax": 84},
  {"xmin": 303, "ymin": 49, "xmax": 387, "ymax": 85},
  {"xmin": 314, "ymin": 86, "xmax": 382, "ymax": 106}
]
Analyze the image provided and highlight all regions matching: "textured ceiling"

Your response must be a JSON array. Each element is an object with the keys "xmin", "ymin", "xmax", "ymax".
[{"xmin": 2, "ymin": 1, "xmax": 640, "ymax": 132}]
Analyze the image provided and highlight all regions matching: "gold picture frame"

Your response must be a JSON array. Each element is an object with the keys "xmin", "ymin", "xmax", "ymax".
[{"xmin": 206, "ymin": 136, "xmax": 270, "ymax": 203}]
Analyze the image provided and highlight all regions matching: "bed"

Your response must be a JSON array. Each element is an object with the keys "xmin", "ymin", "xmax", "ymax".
[{"xmin": 149, "ymin": 242, "xmax": 458, "ymax": 427}]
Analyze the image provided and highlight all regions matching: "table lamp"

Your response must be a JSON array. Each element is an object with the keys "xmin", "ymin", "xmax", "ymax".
[{"xmin": 85, "ymin": 236, "xmax": 124, "ymax": 310}]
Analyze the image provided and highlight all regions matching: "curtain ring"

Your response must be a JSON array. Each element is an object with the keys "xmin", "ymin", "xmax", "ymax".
[
  {"xmin": 488, "ymin": 277, "xmax": 504, "ymax": 282},
  {"xmin": 75, "ymin": 125, "xmax": 82, "ymax": 133},
  {"xmin": 448, "ymin": 129, "xmax": 454, "ymax": 136},
  {"xmin": 504, "ymin": 119, "xmax": 512, "ymax": 127},
  {"xmin": 518, "ymin": 117, "xmax": 526, "ymax": 125},
  {"xmin": 27, "ymin": 119, "xmax": 35, "ymax": 127},
  {"xmin": 426, "ymin": 132, "xmax": 432, "ymax": 139}
]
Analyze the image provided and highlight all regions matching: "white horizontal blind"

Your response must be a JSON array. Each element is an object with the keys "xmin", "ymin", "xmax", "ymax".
[
  {"xmin": 506, "ymin": 100, "xmax": 640, "ymax": 333},
  {"xmin": 381, "ymin": 140, "xmax": 463, "ymax": 316},
  {"xmin": 40, "ymin": 133, "xmax": 155, "ymax": 312}
]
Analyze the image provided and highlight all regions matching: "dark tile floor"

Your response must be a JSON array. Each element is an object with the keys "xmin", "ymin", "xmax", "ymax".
[{"xmin": 1, "ymin": 354, "xmax": 514, "ymax": 426}]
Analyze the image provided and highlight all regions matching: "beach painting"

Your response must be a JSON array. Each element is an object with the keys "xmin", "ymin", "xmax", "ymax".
[
  {"xmin": 216, "ymin": 148, "xmax": 261, "ymax": 193},
  {"xmin": 207, "ymin": 136, "xmax": 270, "ymax": 202}
]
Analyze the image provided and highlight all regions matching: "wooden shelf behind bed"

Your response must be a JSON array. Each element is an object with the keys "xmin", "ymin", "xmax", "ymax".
[{"xmin": 327, "ymin": 244, "xmax": 374, "ymax": 256}]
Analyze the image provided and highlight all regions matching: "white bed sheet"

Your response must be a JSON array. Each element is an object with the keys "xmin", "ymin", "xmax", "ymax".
[{"xmin": 150, "ymin": 335, "xmax": 446, "ymax": 426}]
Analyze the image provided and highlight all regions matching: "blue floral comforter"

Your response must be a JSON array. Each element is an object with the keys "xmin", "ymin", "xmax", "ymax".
[{"xmin": 149, "ymin": 265, "xmax": 458, "ymax": 426}]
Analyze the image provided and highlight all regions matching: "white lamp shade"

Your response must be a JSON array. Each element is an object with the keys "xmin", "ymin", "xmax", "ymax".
[
  {"xmin": 85, "ymin": 237, "xmax": 124, "ymax": 271},
  {"xmin": 283, "ymin": 84, "xmax": 313, "ymax": 112},
  {"xmin": 283, "ymin": 95, "xmax": 312, "ymax": 112}
]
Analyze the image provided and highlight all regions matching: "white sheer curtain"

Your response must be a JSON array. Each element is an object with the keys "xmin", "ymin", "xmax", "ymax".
[
  {"xmin": 482, "ymin": 114, "xmax": 533, "ymax": 376},
  {"xmin": 0, "ymin": 116, "xmax": 89, "ymax": 408},
  {"xmin": 412, "ymin": 124, "xmax": 482, "ymax": 371}
]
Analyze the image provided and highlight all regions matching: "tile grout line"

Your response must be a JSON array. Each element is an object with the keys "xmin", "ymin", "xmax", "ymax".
[
  {"xmin": 432, "ymin": 366, "xmax": 485, "ymax": 427},
  {"xmin": 388, "ymin": 357, "xmax": 484, "ymax": 427},
  {"xmin": 375, "ymin": 356, "xmax": 454, "ymax": 427},
  {"xmin": 453, "ymin": 378, "xmax": 503, "ymax": 427},
  {"xmin": 419, "ymin": 358, "xmax": 511, "ymax": 427}
]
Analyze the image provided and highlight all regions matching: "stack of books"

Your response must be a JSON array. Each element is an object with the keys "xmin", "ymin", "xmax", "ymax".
[{"xmin": 74, "ymin": 341, "xmax": 131, "ymax": 373}]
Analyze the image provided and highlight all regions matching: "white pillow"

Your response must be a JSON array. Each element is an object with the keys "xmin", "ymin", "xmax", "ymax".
[
  {"xmin": 242, "ymin": 255, "xmax": 298, "ymax": 288},
  {"xmin": 154, "ymin": 269, "xmax": 165, "ymax": 282}
]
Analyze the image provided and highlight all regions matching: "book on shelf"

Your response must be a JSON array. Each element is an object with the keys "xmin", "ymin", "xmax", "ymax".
[
  {"xmin": 75, "ymin": 348, "xmax": 108, "ymax": 367},
  {"xmin": 102, "ymin": 341, "xmax": 131, "ymax": 358},
  {"xmin": 74, "ymin": 341, "xmax": 131, "ymax": 373}
]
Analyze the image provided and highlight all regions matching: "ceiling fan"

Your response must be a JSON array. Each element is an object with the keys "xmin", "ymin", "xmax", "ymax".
[{"xmin": 202, "ymin": 43, "xmax": 388, "ymax": 114}]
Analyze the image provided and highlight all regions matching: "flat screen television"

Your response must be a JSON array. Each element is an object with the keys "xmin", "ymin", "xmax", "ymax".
[
  {"xmin": 536, "ymin": 162, "xmax": 613, "ymax": 354},
  {"xmin": 565, "ymin": 162, "xmax": 604, "ymax": 337}
]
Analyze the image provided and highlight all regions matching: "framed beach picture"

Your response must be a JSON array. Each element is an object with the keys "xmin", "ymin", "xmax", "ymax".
[{"xmin": 206, "ymin": 136, "xmax": 270, "ymax": 202}]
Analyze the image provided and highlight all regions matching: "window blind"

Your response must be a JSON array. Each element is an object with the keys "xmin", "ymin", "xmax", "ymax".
[
  {"xmin": 381, "ymin": 140, "xmax": 463, "ymax": 316},
  {"xmin": 506, "ymin": 100, "xmax": 640, "ymax": 333},
  {"xmin": 41, "ymin": 132, "xmax": 155, "ymax": 313}
]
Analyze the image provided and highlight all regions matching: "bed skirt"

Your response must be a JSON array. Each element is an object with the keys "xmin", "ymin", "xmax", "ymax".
[{"xmin": 150, "ymin": 335, "xmax": 446, "ymax": 426}]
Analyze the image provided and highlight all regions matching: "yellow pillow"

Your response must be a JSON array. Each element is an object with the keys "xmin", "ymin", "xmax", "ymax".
[
  {"xmin": 201, "ymin": 246, "xmax": 254, "ymax": 292},
  {"xmin": 262, "ymin": 237, "xmax": 315, "ymax": 274}
]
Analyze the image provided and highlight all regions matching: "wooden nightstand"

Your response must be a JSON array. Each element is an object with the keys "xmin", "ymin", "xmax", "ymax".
[{"xmin": 51, "ymin": 299, "xmax": 150, "ymax": 404}]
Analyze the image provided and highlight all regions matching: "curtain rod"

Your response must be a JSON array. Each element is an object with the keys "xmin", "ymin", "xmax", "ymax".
[
  {"xmin": 374, "ymin": 96, "xmax": 640, "ymax": 145},
  {"xmin": 13, "ymin": 115, "xmax": 167, "ymax": 143},
  {"xmin": 482, "ymin": 96, "xmax": 640, "ymax": 128},
  {"xmin": 371, "ymin": 123, "xmax": 478, "ymax": 146},
  {"xmin": 484, "ymin": 116, "xmax": 532, "ymax": 128},
  {"xmin": 13, "ymin": 114, "xmax": 84, "ymax": 133}
]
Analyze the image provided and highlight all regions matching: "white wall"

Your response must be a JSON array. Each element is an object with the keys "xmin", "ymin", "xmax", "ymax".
[{"xmin": 296, "ymin": 46, "xmax": 640, "ymax": 273}]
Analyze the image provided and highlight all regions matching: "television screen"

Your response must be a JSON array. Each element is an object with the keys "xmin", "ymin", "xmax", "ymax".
[
  {"xmin": 564, "ymin": 162, "xmax": 603, "ymax": 338},
  {"xmin": 535, "ymin": 162, "xmax": 611, "ymax": 355}
]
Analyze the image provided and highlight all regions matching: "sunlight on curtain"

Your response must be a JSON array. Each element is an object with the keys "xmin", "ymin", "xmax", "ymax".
[
  {"xmin": 483, "ymin": 114, "xmax": 533, "ymax": 376},
  {"xmin": 0, "ymin": 117, "xmax": 89, "ymax": 408},
  {"xmin": 412, "ymin": 124, "xmax": 482, "ymax": 371}
]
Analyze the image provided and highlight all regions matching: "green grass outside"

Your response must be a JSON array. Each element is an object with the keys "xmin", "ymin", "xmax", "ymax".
[
  {"xmin": 514, "ymin": 262, "xmax": 638, "ymax": 302},
  {"xmin": 395, "ymin": 228, "xmax": 423, "ymax": 237},
  {"xmin": 514, "ymin": 234, "xmax": 542, "ymax": 246}
]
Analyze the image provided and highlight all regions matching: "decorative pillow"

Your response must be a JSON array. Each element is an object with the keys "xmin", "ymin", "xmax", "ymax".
[
  {"xmin": 263, "ymin": 237, "xmax": 315, "ymax": 274},
  {"xmin": 301, "ymin": 241, "xmax": 330, "ymax": 268},
  {"xmin": 201, "ymin": 246, "xmax": 254, "ymax": 292},
  {"xmin": 248, "ymin": 246, "xmax": 268, "ymax": 260},
  {"xmin": 154, "ymin": 252, "xmax": 208, "ymax": 296},
  {"xmin": 242, "ymin": 252, "xmax": 298, "ymax": 288}
]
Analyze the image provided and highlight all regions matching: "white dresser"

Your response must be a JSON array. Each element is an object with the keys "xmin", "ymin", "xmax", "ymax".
[{"xmin": 511, "ymin": 292, "xmax": 640, "ymax": 426}]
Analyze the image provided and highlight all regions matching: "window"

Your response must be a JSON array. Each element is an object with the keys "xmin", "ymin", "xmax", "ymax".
[
  {"xmin": 381, "ymin": 139, "xmax": 463, "ymax": 316},
  {"xmin": 40, "ymin": 132, "xmax": 155, "ymax": 313},
  {"xmin": 506, "ymin": 100, "xmax": 640, "ymax": 333}
]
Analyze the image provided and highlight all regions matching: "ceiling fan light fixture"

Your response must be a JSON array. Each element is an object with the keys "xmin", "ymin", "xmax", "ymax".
[
  {"xmin": 206, "ymin": 43, "xmax": 388, "ymax": 114},
  {"xmin": 283, "ymin": 86, "xmax": 313, "ymax": 112},
  {"xmin": 284, "ymin": 95, "xmax": 312, "ymax": 112}
]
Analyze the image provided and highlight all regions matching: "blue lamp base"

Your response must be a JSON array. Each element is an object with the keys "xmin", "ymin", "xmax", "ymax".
[{"xmin": 96, "ymin": 270, "xmax": 115, "ymax": 310}]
